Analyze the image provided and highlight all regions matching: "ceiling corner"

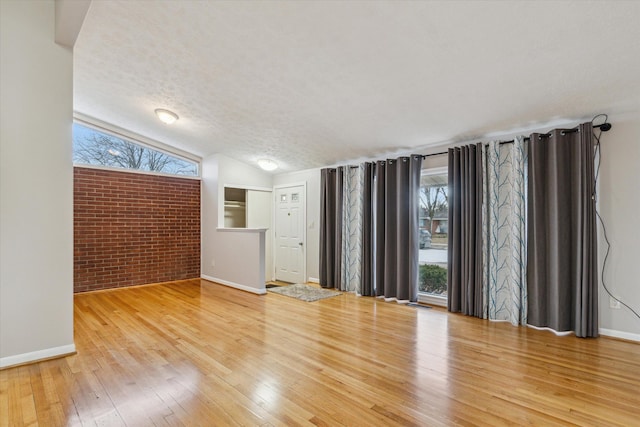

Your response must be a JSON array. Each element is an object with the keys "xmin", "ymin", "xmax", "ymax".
[{"xmin": 55, "ymin": 0, "xmax": 91, "ymax": 48}]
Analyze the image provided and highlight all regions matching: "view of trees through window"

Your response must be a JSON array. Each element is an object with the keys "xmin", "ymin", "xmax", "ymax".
[
  {"xmin": 73, "ymin": 123, "xmax": 198, "ymax": 176},
  {"xmin": 418, "ymin": 171, "xmax": 448, "ymax": 297}
]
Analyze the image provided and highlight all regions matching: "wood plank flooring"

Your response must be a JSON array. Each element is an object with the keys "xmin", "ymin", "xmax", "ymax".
[{"xmin": 2, "ymin": 278, "xmax": 640, "ymax": 426}]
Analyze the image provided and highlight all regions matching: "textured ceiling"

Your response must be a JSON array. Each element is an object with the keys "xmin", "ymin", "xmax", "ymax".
[{"xmin": 73, "ymin": 1, "xmax": 640, "ymax": 173}]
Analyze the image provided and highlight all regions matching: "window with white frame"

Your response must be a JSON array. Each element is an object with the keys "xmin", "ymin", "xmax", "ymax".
[
  {"xmin": 418, "ymin": 167, "xmax": 448, "ymax": 303},
  {"xmin": 72, "ymin": 122, "xmax": 198, "ymax": 176}
]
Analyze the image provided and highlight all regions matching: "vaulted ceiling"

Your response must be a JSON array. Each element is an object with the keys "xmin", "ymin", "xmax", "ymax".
[{"xmin": 73, "ymin": 1, "xmax": 640, "ymax": 173}]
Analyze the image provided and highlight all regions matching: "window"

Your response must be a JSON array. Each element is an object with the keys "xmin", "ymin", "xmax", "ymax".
[
  {"xmin": 418, "ymin": 168, "xmax": 448, "ymax": 304},
  {"xmin": 73, "ymin": 123, "xmax": 198, "ymax": 176}
]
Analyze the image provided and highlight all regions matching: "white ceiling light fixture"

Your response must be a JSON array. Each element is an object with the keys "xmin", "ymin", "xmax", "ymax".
[
  {"xmin": 154, "ymin": 108, "xmax": 179, "ymax": 124},
  {"xmin": 257, "ymin": 158, "xmax": 278, "ymax": 171}
]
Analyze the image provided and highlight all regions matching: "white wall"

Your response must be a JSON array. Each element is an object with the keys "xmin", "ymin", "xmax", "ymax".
[
  {"xmin": 273, "ymin": 168, "xmax": 321, "ymax": 282},
  {"xmin": 0, "ymin": 0, "xmax": 75, "ymax": 367},
  {"xmin": 246, "ymin": 189, "xmax": 273, "ymax": 280},
  {"xmin": 597, "ymin": 113, "xmax": 640, "ymax": 340},
  {"xmin": 201, "ymin": 154, "xmax": 273, "ymax": 293}
]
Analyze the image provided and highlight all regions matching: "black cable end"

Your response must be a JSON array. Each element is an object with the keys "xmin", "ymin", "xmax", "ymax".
[{"xmin": 600, "ymin": 123, "xmax": 612, "ymax": 132}]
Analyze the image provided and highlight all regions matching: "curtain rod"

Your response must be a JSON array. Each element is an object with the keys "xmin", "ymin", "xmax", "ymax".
[{"xmin": 422, "ymin": 122, "xmax": 612, "ymax": 158}]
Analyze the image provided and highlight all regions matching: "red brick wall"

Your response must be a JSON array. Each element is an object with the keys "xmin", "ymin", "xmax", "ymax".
[{"xmin": 74, "ymin": 167, "xmax": 201, "ymax": 292}]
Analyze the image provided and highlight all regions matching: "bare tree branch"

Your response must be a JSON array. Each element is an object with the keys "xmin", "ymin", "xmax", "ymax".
[
  {"xmin": 73, "ymin": 130, "xmax": 197, "ymax": 175},
  {"xmin": 420, "ymin": 184, "xmax": 448, "ymax": 233}
]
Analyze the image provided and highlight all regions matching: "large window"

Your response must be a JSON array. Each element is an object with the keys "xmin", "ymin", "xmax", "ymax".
[
  {"xmin": 73, "ymin": 123, "xmax": 198, "ymax": 176},
  {"xmin": 418, "ymin": 168, "xmax": 448, "ymax": 304}
]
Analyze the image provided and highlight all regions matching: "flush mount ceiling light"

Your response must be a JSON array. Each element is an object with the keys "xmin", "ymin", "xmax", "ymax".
[
  {"xmin": 257, "ymin": 159, "xmax": 278, "ymax": 171},
  {"xmin": 154, "ymin": 108, "xmax": 179, "ymax": 124}
]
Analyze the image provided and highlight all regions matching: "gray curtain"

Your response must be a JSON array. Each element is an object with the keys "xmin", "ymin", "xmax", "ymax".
[
  {"xmin": 374, "ymin": 160, "xmax": 386, "ymax": 296},
  {"xmin": 374, "ymin": 156, "xmax": 423, "ymax": 302},
  {"xmin": 448, "ymin": 144, "xmax": 484, "ymax": 317},
  {"xmin": 527, "ymin": 123, "xmax": 598, "ymax": 337},
  {"xmin": 360, "ymin": 162, "xmax": 375, "ymax": 296},
  {"xmin": 320, "ymin": 167, "xmax": 343, "ymax": 288}
]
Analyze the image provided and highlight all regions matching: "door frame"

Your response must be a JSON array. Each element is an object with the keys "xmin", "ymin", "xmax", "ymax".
[{"xmin": 272, "ymin": 182, "xmax": 307, "ymax": 283}]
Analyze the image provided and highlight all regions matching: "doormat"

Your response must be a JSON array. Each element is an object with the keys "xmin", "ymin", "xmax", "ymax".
[
  {"xmin": 407, "ymin": 302, "xmax": 432, "ymax": 309},
  {"xmin": 268, "ymin": 283, "xmax": 342, "ymax": 302}
]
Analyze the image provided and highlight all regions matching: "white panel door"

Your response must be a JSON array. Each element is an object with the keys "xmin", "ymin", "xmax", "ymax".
[{"xmin": 275, "ymin": 185, "xmax": 305, "ymax": 283}]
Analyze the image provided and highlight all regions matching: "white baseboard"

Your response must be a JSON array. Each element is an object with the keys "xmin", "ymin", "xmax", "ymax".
[
  {"xmin": 0, "ymin": 343, "xmax": 76, "ymax": 369},
  {"xmin": 526, "ymin": 324, "xmax": 574, "ymax": 336},
  {"xmin": 201, "ymin": 275, "xmax": 266, "ymax": 295},
  {"xmin": 599, "ymin": 328, "xmax": 640, "ymax": 342},
  {"xmin": 307, "ymin": 277, "xmax": 319, "ymax": 284}
]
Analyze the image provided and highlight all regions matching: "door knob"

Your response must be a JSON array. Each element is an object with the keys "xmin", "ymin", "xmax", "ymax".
[{"xmin": 298, "ymin": 242, "xmax": 303, "ymax": 246}]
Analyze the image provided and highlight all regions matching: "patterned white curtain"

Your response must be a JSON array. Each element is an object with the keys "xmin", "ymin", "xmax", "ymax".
[
  {"xmin": 483, "ymin": 137, "xmax": 528, "ymax": 325},
  {"xmin": 340, "ymin": 165, "xmax": 363, "ymax": 292}
]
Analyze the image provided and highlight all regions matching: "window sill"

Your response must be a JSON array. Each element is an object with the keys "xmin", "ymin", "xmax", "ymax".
[
  {"xmin": 417, "ymin": 293, "xmax": 447, "ymax": 307},
  {"xmin": 217, "ymin": 227, "xmax": 268, "ymax": 233}
]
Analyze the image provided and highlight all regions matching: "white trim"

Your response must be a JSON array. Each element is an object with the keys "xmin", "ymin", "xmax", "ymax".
[
  {"xmin": 73, "ymin": 113, "xmax": 202, "ymax": 163},
  {"xmin": 382, "ymin": 297, "xmax": 410, "ymax": 304},
  {"xmin": 273, "ymin": 182, "xmax": 307, "ymax": 190},
  {"xmin": 201, "ymin": 274, "xmax": 266, "ymax": 295},
  {"xmin": 308, "ymin": 277, "xmax": 320, "ymax": 284},
  {"xmin": 73, "ymin": 164, "xmax": 201, "ymax": 180},
  {"xmin": 526, "ymin": 324, "xmax": 574, "ymax": 336},
  {"xmin": 417, "ymin": 293, "xmax": 447, "ymax": 307},
  {"xmin": 224, "ymin": 184, "xmax": 272, "ymax": 193},
  {"xmin": 599, "ymin": 328, "xmax": 640, "ymax": 343},
  {"xmin": 0, "ymin": 344, "xmax": 76, "ymax": 369},
  {"xmin": 216, "ymin": 227, "xmax": 267, "ymax": 233}
]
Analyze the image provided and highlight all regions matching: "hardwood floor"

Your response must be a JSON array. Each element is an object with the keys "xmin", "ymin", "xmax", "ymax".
[{"xmin": 2, "ymin": 279, "xmax": 639, "ymax": 426}]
